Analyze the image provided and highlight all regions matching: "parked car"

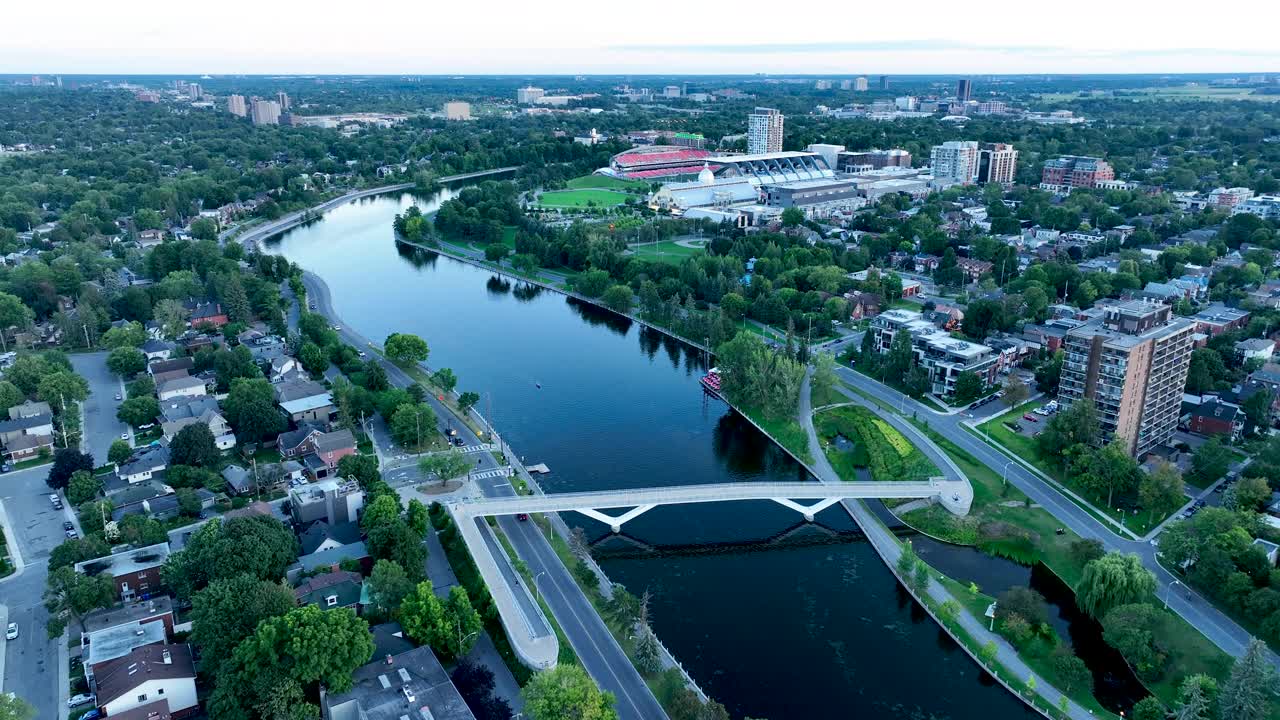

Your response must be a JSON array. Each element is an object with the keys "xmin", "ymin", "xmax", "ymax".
[
  {"xmin": 65, "ymin": 529, "xmax": 78, "ymax": 539},
  {"xmin": 68, "ymin": 694, "xmax": 93, "ymax": 708},
  {"xmin": 451, "ymin": 437, "xmax": 465, "ymax": 447},
  {"xmin": 63, "ymin": 521, "xmax": 73, "ymax": 532},
  {"xmin": 114, "ymin": 393, "xmax": 122, "ymax": 401},
  {"xmin": 517, "ymin": 513, "xmax": 529, "ymax": 521},
  {"xmin": 5, "ymin": 623, "xmax": 16, "ymax": 640},
  {"xmin": 1022, "ymin": 414, "xmax": 1039, "ymax": 423}
]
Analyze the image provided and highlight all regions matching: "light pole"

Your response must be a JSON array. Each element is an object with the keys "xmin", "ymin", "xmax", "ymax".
[
  {"xmin": 456, "ymin": 620, "xmax": 480, "ymax": 655},
  {"xmin": 533, "ymin": 571, "xmax": 547, "ymax": 604},
  {"xmin": 1001, "ymin": 460, "xmax": 1015, "ymax": 487},
  {"xmin": 1165, "ymin": 579, "xmax": 1182, "ymax": 610}
]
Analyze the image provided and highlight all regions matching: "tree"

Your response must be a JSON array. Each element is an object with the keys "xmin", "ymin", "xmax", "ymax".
[
  {"xmin": 1050, "ymin": 645, "xmax": 1093, "ymax": 695},
  {"xmin": 1219, "ymin": 638, "xmax": 1276, "ymax": 720},
  {"xmin": 952, "ymin": 371, "xmax": 985, "ymax": 405},
  {"xmin": 365, "ymin": 559, "xmax": 415, "ymax": 619},
  {"xmin": 522, "ymin": 664, "xmax": 618, "ymax": 720},
  {"xmin": 223, "ymin": 377, "xmax": 286, "ymax": 445},
  {"xmin": 38, "ymin": 371, "xmax": 88, "ymax": 412},
  {"xmin": 338, "ymin": 453, "xmax": 382, "ymax": 490},
  {"xmin": 1076, "ymin": 441, "xmax": 1139, "ymax": 507},
  {"xmin": 1175, "ymin": 675, "xmax": 1217, "ymax": 720},
  {"xmin": 105, "ymin": 347, "xmax": 146, "ymax": 377},
  {"xmin": 1068, "ymin": 538, "xmax": 1105, "ymax": 569},
  {"xmin": 458, "ymin": 391, "xmax": 480, "ymax": 414},
  {"xmin": 443, "ymin": 585, "xmax": 484, "ymax": 658},
  {"xmin": 1190, "ymin": 437, "xmax": 1232, "ymax": 487},
  {"xmin": 978, "ymin": 640, "xmax": 998, "ymax": 666},
  {"xmin": 48, "ymin": 535, "xmax": 110, "ymax": 571},
  {"xmin": 453, "ymin": 659, "xmax": 514, "ymax": 720},
  {"xmin": 298, "ymin": 341, "xmax": 328, "ymax": 376},
  {"xmin": 367, "ymin": 520, "xmax": 426, "ymax": 577},
  {"xmin": 66, "ymin": 469, "xmax": 100, "ymax": 506},
  {"xmin": 1243, "ymin": 388, "xmax": 1274, "ymax": 433},
  {"xmin": 0, "ymin": 382, "xmax": 23, "ymax": 413},
  {"xmin": 1102, "ymin": 603, "xmax": 1166, "ymax": 679},
  {"xmin": 1187, "ymin": 347, "xmax": 1228, "ymax": 395},
  {"xmin": 720, "ymin": 292, "xmax": 748, "ymax": 321},
  {"xmin": 406, "ymin": 498, "xmax": 429, "ymax": 537},
  {"xmin": 1132, "ymin": 697, "xmax": 1167, "ymax": 720},
  {"xmin": 432, "ymin": 367, "xmax": 458, "ymax": 395},
  {"xmin": 1003, "ymin": 375, "xmax": 1030, "ymax": 408},
  {"xmin": 390, "ymin": 403, "xmax": 437, "ymax": 450},
  {"xmin": 995, "ymin": 586, "xmax": 1048, "ymax": 627},
  {"xmin": 0, "ymin": 693, "xmax": 34, "ymax": 720},
  {"xmin": 46, "ymin": 448, "xmax": 93, "ymax": 490},
  {"xmin": 400, "ymin": 580, "xmax": 449, "ymax": 648},
  {"xmin": 162, "ymin": 514, "xmax": 299, "ymax": 599},
  {"xmin": 781, "ymin": 207, "xmax": 805, "ymax": 227},
  {"xmin": 1076, "ymin": 553, "xmax": 1156, "ymax": 619},
  {"xmin": 885, "ymin": 326, "xmax": 915, "ymax": 383},
  {"xmin": 116, "ymin": 395, "xmax": 159, "ymax": 427},
  {"xmin": 634, "ymin": 626, "xmax": 663, "ymax": 674},
  {"xmin": 384, "ymin": 332, "xmax": 429, "ymax": 365},
  {"xmin": 101, "ymin": 321, "xmax": 147, "ymax": 349},
  {"xmin": 154, "ymin": 298, "xmax": 190, "ymax": 339},
  {"xmin": 43, "ymin": 565, "xmax": 114, "ymax": 633},
  {"xmin": 190, "ymin": 574, "xmax": 296, "ymax": 676},
  {"xmin": 811, "ymin": 352, "xmax": 837, "ymax": 402},
  {"xmin": 1037, "ymin": 398, "xmax": 1099, "ymax": 457},
  {"xmin": 211, "ymin": 605, "xmax": 373, "ymax": 718},
  {"xmin": 170, "ymin": 423, "xmax": 219, "ymax": 467},
  {"xmin": 418, "ymin": 450, "xmax": 471, "ymax": 483},
  {"xmin": 1139, "ymin": 460, "xmax": 1186, "ymax": 520},
  {"xmin": 600, "ymin": 285, "xmax": 633, "ymax": 314},
  {"xmin": 1226, "ymin": 475, "xmax": 1271, "ymax": 512},
  {"xmin": 484, "ymin": 243, "xmax": 510, "ymax": 263},
  {"xmin": 107, "ymin": 439, "xmax": 132, "ymax": 466},
  {"xmin": 175, "ymin": 487, "xmax": 201, "ymax": 516}
]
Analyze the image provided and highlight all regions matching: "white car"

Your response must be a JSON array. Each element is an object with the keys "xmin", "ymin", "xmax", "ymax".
[
  {"xmin": 68, "ymin": 694, "xmax": 93, "ymax": 708},
  {"xmin": 120, "ymin": 432, "xmax": 129, "ymax": 440},
  {"xmin": 5, "ymin": 623, "xmax": 17, "ymax": 640}
]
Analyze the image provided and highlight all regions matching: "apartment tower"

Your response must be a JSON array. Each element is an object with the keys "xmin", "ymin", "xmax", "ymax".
[
  {"xmin": 977, "ymin": 143, "xmax": 1018, "ymax": 185},
  {"xmin": 747, "ymin": 107, "xmax": 784, "ymax": 154},
  {"xmin": 1057, "ymin": 300, "xmax": 1195, "ymax": 456}
]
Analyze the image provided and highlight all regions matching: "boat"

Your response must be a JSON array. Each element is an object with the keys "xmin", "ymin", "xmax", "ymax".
[{"xmin": 699, "ymin": 367, "xmax": 722, "ymax": 398}]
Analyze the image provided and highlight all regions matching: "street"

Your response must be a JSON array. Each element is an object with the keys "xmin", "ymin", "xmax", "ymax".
[
  {"xmin": 302, "ymin": 272, "xmax": 668, "ymax": 720},
  {"xmin": 70, "ymin": 352, "xmax": 130, "ymax": 464},
  {"xmin": 0, "ymin": 464, "xmax": 77, "ymax": 719}
]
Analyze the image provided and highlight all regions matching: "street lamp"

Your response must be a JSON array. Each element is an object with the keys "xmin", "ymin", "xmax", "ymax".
[
  {"xmin": 456, "ymin": 619, "xmax": 480, "ymax": 655},
  {"xmin": 534, "ymin": 571, "xmax": 547, "ymax": 604},
  {"xmin": 1001, "ymin": 461, "xmax": 1015, "ymax": 487},
  {"xmin": 1165, "ymin": 579, "xmax": 1182, "ymax": 610}
]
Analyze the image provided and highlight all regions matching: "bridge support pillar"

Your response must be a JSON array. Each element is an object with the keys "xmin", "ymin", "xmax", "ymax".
[
  {"xmin": 573, "ymin": 505, "xmax": 657, "ymax": 533},
  {"xmin": 770, "ymin": 497, "xmax": 842, "ymax": 522}
]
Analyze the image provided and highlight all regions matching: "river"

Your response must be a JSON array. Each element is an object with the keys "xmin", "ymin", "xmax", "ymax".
[{"xmin": 265, "ymin": 188, "xmax": 1067, "ymax": 720}]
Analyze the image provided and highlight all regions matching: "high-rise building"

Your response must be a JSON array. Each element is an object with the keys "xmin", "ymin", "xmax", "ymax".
[
  {"xmin": 663, "ymin": 85, "xmax": 681, "ymax": 97},
  {"xmin": 854, "ymin": 76, "xmax": 869, "ymax": 92},
  {"xmin": 839, "ymin": 79, "xmax": 852, "ymax": 90},
  {"xmin": 444, "ymin": 101, "xmax": 471, "ymax": 121},
  {"xmin": 956, "ymin": 78, "xmax": 973, "ymax": 102},
  {"xmin": 814, "ymin": 80, "xmax": 832, "ymax": 90},
  {"xmin": 188, "ymin": 83, "xmax": 202, "ymax": 100},
  {"xmin": 977, "ymin": 143, "xmax": 1018, "ymax": 185},
  {"xmin": 929, "ymin": 140, "xmax": 980, "ymax": 185},
  {"xmin": 276, "ymin": 92, "xmax": 291, "ymax": 111},
  {"xmin": 879, "ymin": 75, "xmax": 889, "ymax": 90},
  {"xmin": 517, "ymin": 86, "xmax": 544, "ymax": 104},
  {"xmin": 1057, "ymin": 300, "xmax": 1195, "ymax": 456},
  {"xmin": 226, "ymin": 94, "xmax": 247, "ymax": 117},
  {"xmin": 1040, "ymin": 156, "xmax": 1115, "ymax": 192},
  {"xmin": 250, "ymin": 99, "xmax": 281, "ymax": 126},
  {"xmin": 747, "ymin": 107, "xmax": 784, "ymax": 154}
]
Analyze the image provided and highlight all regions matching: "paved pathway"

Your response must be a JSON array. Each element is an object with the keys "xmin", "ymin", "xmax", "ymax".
[{"xmin": 799, "ymin": 372, "xmax": 1095, "ymax": 719}]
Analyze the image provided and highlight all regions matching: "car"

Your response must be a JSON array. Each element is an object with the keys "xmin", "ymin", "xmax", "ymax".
[
  {"xmin": 358, "ymin": 351, "xmax": 367, "ymax": 358},
  {"xmin": 5, "ymin": 623, "xmax": 16, "ymax": 640},
  {"xmin": 68, "ymin": 694, "xmax": 93, "ymax": 709},
  {"xmin": 331, "ymin": 325, "xmax": 341, "ymax": 332},
  {"xmin": 65, "ymin": 529, "xmax": 78, "ymax": 539},
  {"xmin": 81, "ymin": 710, "xmax": 101, "ymax": 720},
  {"xmin": 120, "ymin": 431, "xmax": 129, "ymax": 440},
  {"xmin": 517, "ymin": 513, "xmax": 529, "ymax": 521},
  {"xmin": 63, "ymin": 521, "xmax": 73, "ymax": 532},
  {"xmin": 0, "ymin": 463, "xmax": 7, "ymax": 474},
  {"xmin": 48, "ymin": 493, "xmax": 60, "ymax": 505},
  {"xmin": 114, "ymin": 393, "xmax": 122, "ymax": 401},
  {"xmin": 451, "ymin": 437, "xmax": 465, "ymax": 447},
  {"xmin": 1022, "ymin": 413, "xmax": 1039, "ymax": 423}
]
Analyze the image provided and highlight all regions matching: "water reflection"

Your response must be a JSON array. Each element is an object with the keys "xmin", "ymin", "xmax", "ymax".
[
  {"xmin": 486, "ymin": 276, "xmax": 512, "ymax": 296},
  {"xmin": 565, "ymin": 296, "xmax": 632, "ymax": 336},
  {"xmin": 511, "ymin": 282, "xmax": 542, "ymax": 303}
]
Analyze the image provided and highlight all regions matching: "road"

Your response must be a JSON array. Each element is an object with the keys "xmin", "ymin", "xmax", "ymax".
[
  {"xmin": 70, "ymin": 352, "xmax": 129, "ymax": 464},
  {"xmin": 0, "ymin": 464, "xmax": 78, "ymax": 719},
  {"xmin": 827, "ymin": 340, "xmax": 1267, "ymax": 664},
  {"xmin": 301, "ymin": 272, "xmax": 668, "ymax": 720}
]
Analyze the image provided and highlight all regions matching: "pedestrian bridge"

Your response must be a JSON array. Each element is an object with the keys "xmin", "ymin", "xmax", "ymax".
[{"xmin": 448, "ymin": 478, "xmax": 970, "ymax": 670}]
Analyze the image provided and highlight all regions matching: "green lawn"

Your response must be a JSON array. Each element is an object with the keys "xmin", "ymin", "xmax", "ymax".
[
  {"xmin": 813, "ymin": 405, "xmax": 938, "ymax": 482},
  {"xmin": 628, "ymin": 240, "xmax": 704, "ymax": 265},
  {"xmin": 536, "ymin": 189, "xmax": 629, "ymax": 208},
  {"xmin": 738, "ymin": 404, "xmax": 812, "ymax": 463},
  {"xmin": 566, "ymin": 175, "xmax": 648, "ymax": 191}
]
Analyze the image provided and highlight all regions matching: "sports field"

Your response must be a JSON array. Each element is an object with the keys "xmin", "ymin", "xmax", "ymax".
[
  {"xmin": 628, "ymin": 240, "xmax": 705, "ymax": 265},
  {"xmin": 566, "ymin": 175, "xmax": 647, "ymax": 191},
  {"xmin": 1039, "ymin": 85, "xmax": 1280, "ymax": 103},
  {"xmin": 536, "ymin": 188, "xmax": 629, "ymax": 208}
]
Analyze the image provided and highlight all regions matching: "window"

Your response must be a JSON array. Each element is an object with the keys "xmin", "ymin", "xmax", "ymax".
[
  {"xmin": 137, "ymin": 694, "xmax": 147, "ymax": 703},
  {"xmin": 326, "ymin": 595, "xmax": 338, "ymax": 607},
  {"xmin": 158, "ymin": 689, "xmax": 165, "ymax": 696}
]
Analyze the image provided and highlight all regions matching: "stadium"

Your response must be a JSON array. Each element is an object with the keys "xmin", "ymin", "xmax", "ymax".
[{"xmin": 600, "ymin": 145, "xmax": 718, "ymax": 181}]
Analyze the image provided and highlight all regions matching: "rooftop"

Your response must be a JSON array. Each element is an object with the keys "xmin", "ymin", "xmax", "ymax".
[
  {"xmin": 325, "ymin": 645, "xmax": 477, "ymax": 720},
  {"xmin": 93, "ymin": 644, "xmax": 195, "ymax": 706},
  {"xmin": 82, "ymin": 597, "xmax": 173, "ymax": 635},
  {"xmin": 75, "ymin": 542, "xmax": 171, "ymax": 578},
  {"xmin": 84, "ymin": 620, "xmax": 167, "ymax": 667}
]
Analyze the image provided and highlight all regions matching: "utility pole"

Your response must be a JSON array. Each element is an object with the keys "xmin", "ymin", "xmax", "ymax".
[{"xmin": 82, "ymin": 323, "xmax": 91, "ymax": 349}]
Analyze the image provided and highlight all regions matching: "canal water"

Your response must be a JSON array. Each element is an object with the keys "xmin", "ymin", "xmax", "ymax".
[{"xmin": 266, "ymin": 189, "xmax": 1059, "ymax": 720}]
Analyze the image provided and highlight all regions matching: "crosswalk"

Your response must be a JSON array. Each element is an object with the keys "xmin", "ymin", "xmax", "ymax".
[
  {"xmin": 472, "ymin": 467, "xmax": 512, "ymax": 480},
  {"xmin": 461, "ymin": 443, "xmax": 496, "ymax": 454}
]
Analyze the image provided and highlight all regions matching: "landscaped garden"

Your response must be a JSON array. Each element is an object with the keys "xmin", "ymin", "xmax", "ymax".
[{"xmin": 813, "ymin": 405, "xmax": 938, "ymax": 482}]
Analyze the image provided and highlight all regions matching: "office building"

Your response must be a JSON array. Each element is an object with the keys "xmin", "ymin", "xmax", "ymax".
[
  {"xmin": 747, "ymin": 107, "xmax": 784, "ymax": 154},
  {"xmin": 444, "ymin": 101, "xmax": 471, "ymax": 120},
  {"xmin": 894, "ymin": 96, "xmax": 917, "ymax": 111},
  {"xmin": 226, "ymin": 94, "xmax": 247, "ymax": 117},
  {"xmin": 516, "ymin": 86, "xmax": 544, "ymax": 104},
  {"xmin": 977, "ymin": 142, "xmax": 1018, "ymax": 185},
  {"xmin": 837, "ymin": 148, "xmax": 911, "ymax": 171},
  {"xmin": 879, "ymin": 75, "xmax": 889, "ymax": 90},
  {"xmin": 854, "ymin": 76, "xmax": 869, "ymax": 91},
  {"xmin": 930, "ymin": 141, "xmax": 981, "ymax": 185},
  {"xmin": 663, "ymin": 85, "xmax": 681, "ymax": 97},
  {"xmin": 276, "ymin": 91, "xmax": 291, "ymax": 111},
  {"xmin": 1040, "ymin": 155, "xmax": 1115, "ymax": 192},
  {"xmin": 1057, "ymin": 300, "xmax": 1195, "ymax": 456},
  {"xmin": 1235, "ymin": 195, "xmax": 1280, "ymax": 220},
  {"xmin": 956, "ymin": 78, "xmax": 973, "ymax": 102},
  {"xmin": 250, "ymin": 99, "xmax": 281, "ymax": 126}
]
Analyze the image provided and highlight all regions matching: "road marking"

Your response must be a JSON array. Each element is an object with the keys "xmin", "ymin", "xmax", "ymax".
[{"xmin": 471, "ymin": 468, "xmax": 511, "ymax": 480}]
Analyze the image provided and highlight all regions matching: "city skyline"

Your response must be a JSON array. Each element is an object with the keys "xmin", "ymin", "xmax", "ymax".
[{"xmin": 5, "ymin": 0, "xmax": 1279, "ymax": 74}]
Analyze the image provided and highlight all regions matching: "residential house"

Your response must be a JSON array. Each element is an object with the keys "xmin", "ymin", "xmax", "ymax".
[
  {"xmin": 299, "ymin": 520, "xmax": 363, "ymax": 555},
  {"xmin": 275, "ymin": 379, "xmax": 336, "ymax": 425},
  {"xmin": 1187, "ymin": 399, "xmax": 1245, "ymax": 441},
  {"xmin": 81, "ymin": 597, "xmax": 175, "ymax": 646},
  {"xmin": 843, "ymin": 291, "xmax": 882, "ymax": 320},
  {"xmin": 294, "ymin": 570, "xmax": 363, "ymax": 610},
  {"xmin": 289, "ymin": 477, "xmax": 364, "ymax": 525},
  {"xmin": 240, "ymin": 332, "xmax": 287, "ymax": 362},
  {"xmin": 141, "ymin": 339, "xmax": 173, "ymax": 361},
  {"xmin": 74, "ymin": 542, "xmax": 170, "ymax": 601},
  {"xmin": 0, "ymin": 411, "xmax": 55, "ymax": 460},
  {"xmin": 221, "ymin": 465, "xmax": 253, "ymax": 495},
  {"xmin": 117, "ymin": 445, "xmax": 169, "ymax": 484},
  {"xmin": 8, "ymin": 400, "xmax": 50, "ymax": 419},
  {"xmin": 1237, "ymin": 338, "xmax": 1276, "ymax": 363},
  {"xmin": 157, "ymin": 375, "xmax": 206, "ymax": 402},
  {"xmin": 290, "ymin": 540, "xmax": 370, "ymax": 582},
  {"xmin": 278, "ymin": 424, "xmax": 323, "ymax": 459},
  {"xmin": 269, "ymin": 355, "xmax": 302, "ymax": 382},
  {"xmin": 310, "ymin": 429, "xmax": 356, "ymax": 473},
  {"xmin": 135, "ymin": 230, "xmax": 165, "ymax": 248},
  {"xmin": 82, "ymin": 621, "xmax": 167, "ymax": 682},
  {"xmin": 868, "ymin": 309, "xmax": 999, "ymax": 398},
  {"xmin": 161, "ymin": 406, "xmax": 235, "ymax": 450},
  {"xmin": 1193, "ymin": 304, "xmax": 1251, "ymax": 336},
  {"xmin": 148, "ymin": 357, "xmax": 194, "ymax": 377},
  {"xmin": 187, "ymin": 301, "xmax": 228, "ymax": 329},
  {"xmin": 93, "ymin": 644, "xmax": 198, "ymax": 719},
  {"xmin": 322, "ymin": 644, "xmax": 477, "ymax": 720},
  {"xmin": 956, "ymin": 257, "xmax": 994, "ymax": 283}
]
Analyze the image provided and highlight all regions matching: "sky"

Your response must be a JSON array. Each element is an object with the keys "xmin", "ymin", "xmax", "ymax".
[{"xmin": 5, "ymin": 0, "xmax": 1279, "ymax": 75}]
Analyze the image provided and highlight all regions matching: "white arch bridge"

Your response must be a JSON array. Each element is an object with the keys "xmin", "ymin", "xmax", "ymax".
[{"xmin": 447, "ymin": 478, "xmax": 971, "ymax": 669}]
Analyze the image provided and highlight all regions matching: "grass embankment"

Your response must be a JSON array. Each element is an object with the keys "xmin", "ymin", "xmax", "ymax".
[
  {"xmin": 813, "ymin": 405, "xmax": 938, "ymax": 483},
  {"xmin": 975, "ymin": 402, "xmax": 1175, "ymax": 536},
  {"xmin": 737, "ymin": 404, "xmax": 812, "ymax": 464},
  {"xmin": 536, "ymin": 189, "xmax": 629, "ymax": 209},
  {"xmin": 899, "ymin": 423, "xmax": 1251, "ymax": 712},
  {"xmin": 566, "ymin": 175, "xmax": 648, "ymax": 191}
]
